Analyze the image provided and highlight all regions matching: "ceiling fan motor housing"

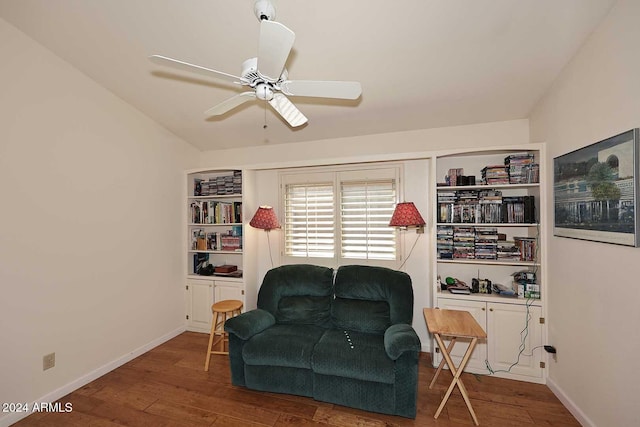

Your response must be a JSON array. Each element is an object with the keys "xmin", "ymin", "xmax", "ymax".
[
  {"xmin": 241, "ymin": 57, "xmax": 288, "ymax": 87},
  {"xmin": 254, "ymin": 0, "xmax": 275, "ymax": 21}
]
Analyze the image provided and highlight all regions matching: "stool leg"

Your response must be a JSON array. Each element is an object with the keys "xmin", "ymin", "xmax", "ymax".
[
  {"xmin": 211, "ymin": 311, "xmax": 228, "ymax": 355},
  {"xmin": 204, "ymin": 311, "xmax": 219, "ymax": 371},
  {"xmin": 222, "ymin": 312, "xmax": 229, "ymax": 353}
]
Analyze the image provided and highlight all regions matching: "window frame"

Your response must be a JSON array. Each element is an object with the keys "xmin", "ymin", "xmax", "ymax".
[{"xmin": 279, "ymin": 163, "xmax": 403, "ymax": 268}]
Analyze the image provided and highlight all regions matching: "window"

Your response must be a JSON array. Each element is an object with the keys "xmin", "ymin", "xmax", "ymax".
[
  {"xmin": 340, "ymin": 179, "xmax": 396, "ymax": 260},
  {"xmin": 280, "ymin": 165, "xmax": 401, "ymax": 266},
  {"xmin": 284, "ymin": 182, "xmax": 335, "ymax": 258}
]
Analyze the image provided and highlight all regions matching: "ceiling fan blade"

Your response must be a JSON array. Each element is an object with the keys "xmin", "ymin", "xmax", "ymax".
[
  {"xmin": 268, "ymin": 93, "xmax": 307, "ymax": 127},
  {"xmin": 280, "ymin": 80, "xmax": 362, "ymax": 100},
  {"xmin": 149, "ymin": 55, "xmax": 245, "ymax": 84},
  {"xmin": 204, "ymin": 92, "xmax": 256, "ymax": 117},
  {"xmin": 257, "ymin": 20, "xmax": 295, "ymax": 83}
]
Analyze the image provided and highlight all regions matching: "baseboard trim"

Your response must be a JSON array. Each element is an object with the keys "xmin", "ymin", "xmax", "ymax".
[
  {"xmin": 547, "ymin": 376, "xmax": 593, "ymax": 427},
  {"xmin": 0, "ymin": 326, "xmax": 186, "ymax": 427}
]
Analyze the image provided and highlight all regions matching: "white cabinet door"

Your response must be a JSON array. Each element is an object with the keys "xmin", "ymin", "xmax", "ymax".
[
  {"xmin": 487, "ymin": 302, "xmax": 543, "ymax": 380},
  {"xmin": 434, "ymin": 298, "xmax": 488, "ymax": 371},
  {"xmin": 214, "ymin": 282, "xmax": 244, "ymax": 305},
  {"xmin": 186, "ymin": 278, "xmax": 214, "ymax": 333}
]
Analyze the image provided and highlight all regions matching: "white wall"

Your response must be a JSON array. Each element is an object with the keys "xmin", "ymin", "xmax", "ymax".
[
  {"xmin": 196, "ymin": 119, "xmax": 531, "ymax": 350},
  {"xmin": 530, "ymin": 0, "xmax": 640, "ymax": 426},
  {"xmin": 195, "ymin": 119, "xmax": 530, "ymax": 170},
  {"xmin": 0, "ymin": 18, "xmax": 198, "ymax": 425}
]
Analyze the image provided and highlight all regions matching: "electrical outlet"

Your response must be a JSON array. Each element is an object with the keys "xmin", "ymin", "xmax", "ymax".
[{"xmin": 43, "ymin": 352, "xmax": 55, "ymax": 371}]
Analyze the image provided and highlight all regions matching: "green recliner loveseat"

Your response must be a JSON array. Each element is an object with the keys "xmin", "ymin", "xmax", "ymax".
[{"xmin": 224, "ymin": 264, "xmax": 421, "ymax": 418}]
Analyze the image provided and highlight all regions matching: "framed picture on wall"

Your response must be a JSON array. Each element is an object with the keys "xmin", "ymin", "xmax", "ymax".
[{"xmin": 553, "ymin": 128, "xmax": 640, "ymax": 247}]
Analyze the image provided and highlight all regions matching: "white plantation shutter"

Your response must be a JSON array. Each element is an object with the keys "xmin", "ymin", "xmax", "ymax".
[
  {"xmin": 284, "ymin": 183, "xmax": 335, "ymax": 258},
  {"xmin": 281, "ymin": 165, "xmax": 400, "ymax": 265},
  {"xmin": 340, "ymin": 180, "xmax": 397, "ymax": 260}
]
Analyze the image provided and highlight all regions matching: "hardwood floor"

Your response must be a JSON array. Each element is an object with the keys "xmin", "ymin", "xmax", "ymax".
[{"xmin": 14, "ymin": 332, "xmax": 579, "ymax": 426}]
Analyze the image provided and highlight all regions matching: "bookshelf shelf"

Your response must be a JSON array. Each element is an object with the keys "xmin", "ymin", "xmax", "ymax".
[
  {"xmin": 188, "ymin": 250, "xmax": 243, "ymax": 255},
  {"xmin": 187, "ymin": 274, "xmax": 243, "ymax": 283},
  {"xmin": 437, "ymin": 183, "xmax": 540, "ymax": 191},
  {"xmin": 431, "ymin": 145, "xmax": 547, "ymax": 384},
  {"xmin": 189, "ymin": 194, "xmax": 241, "ymax": 200},
  {"xmin": 437, "ymin": 259, "xmax": 540, "ymax": 267},
  {"xmin": 436, "ymin": 222, "xmax": 539, "ymax": 227},
  {"xmin": 188, "ymin": 223, "xmax": 243, "ymax": 227}
]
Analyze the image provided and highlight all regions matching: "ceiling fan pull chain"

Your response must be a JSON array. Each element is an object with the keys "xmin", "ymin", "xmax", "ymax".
[{"xmin": 263, "ymin": 98, "xmax": 268, "ymax": 129}]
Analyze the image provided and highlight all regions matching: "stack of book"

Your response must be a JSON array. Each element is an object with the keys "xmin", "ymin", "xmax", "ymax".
[
  {"xmin": 220, "ymin": 234, "xmax": 242, "ymax": 251},
  {"xmin": 497, "ymin": 240, "xmax": 522, "ymax": 261},
  {"xmin": 233, "ymin": 170, "xmax": 242, "ymax": 194},
  {"xmin": 453, "ymin": 226, "xmax": 475, "ymax": 259},
  {"xmin": 193, "ymin": 171, "xmax": 242, "ymax": 196},
  {"xmin": 505, "ymin": 153, "xmax": 539, "ymax": 184},
  {"xmin": 474, "ymin": 227, "xmax": 498, "ymax": 260},
  {"xmin": 436, "ymin": 226, "xmax": 454, "ymax": 259},
  {"xmin": 481, "ymin": 165, "xmax": 509, "ymax": 185}
]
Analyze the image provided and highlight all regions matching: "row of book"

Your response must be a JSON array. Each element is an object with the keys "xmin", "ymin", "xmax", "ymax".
[
  {"xmin": 437, "ymin": 225, "xmax": 537, "ymax": 261},
  {"xmin": 194, "ymin": 170, "xmax": 242, "ymax": 196},
  {"xmin": 437, "ymin": 192, "xmax": 536, "ymax": 223},
  {"xmin": 505, "ymin": 153, "xmax": 539, "ymax": 184},
  {"xmin": 442, "ymin": 153, "xmax": 540, "ymax": 186},
  {"xmin": 191, "ymin": 228, "xmax": 243, "ymax": 252},
  {"xmin": 190, "ymin": 200, "xmax": 242, "ymax": 224}
]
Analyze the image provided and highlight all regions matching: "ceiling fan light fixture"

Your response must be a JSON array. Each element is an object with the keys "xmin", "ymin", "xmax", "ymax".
[{"xmin": 255, "ymin": 83, "xmax": 274, "ymax": 101}]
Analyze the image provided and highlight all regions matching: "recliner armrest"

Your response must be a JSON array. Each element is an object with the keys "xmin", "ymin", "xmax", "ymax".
[
  {"xmin": 225, "ymin": 309, "xmax": 276, "ymax": 340},
  {"xmin": 384, "ymin": 324, "xmax": 421, "ymax": 360}
]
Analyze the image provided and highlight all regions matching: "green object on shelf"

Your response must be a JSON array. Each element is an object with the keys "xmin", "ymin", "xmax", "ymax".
[{"xmin": 445, "ymin": 277, "xmax": 456, "ymax": 285}]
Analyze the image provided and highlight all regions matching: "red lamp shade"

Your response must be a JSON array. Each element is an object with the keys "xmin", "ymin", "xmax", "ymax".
[
  {"xmin": 389, "ymin": 202, "xmax": 426, "ymax": 228},
  {"xmin": 249, "ymin": 205, "xmax": 280, "ymax": 230}
]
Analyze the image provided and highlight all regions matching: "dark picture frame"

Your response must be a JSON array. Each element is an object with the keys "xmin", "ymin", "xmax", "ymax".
[{"xmin": 553, "ymin": 129, "xmax": 640, "ymax": 247}]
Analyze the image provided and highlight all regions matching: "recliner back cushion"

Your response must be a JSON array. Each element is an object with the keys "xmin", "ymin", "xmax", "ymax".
[
  {"xmin": 332, "ymin": 298, "xmax": 390, "ymax": 334},
  {"xmin": 332, "ymin": 265, "xmax": 413, "ymax": 333},
  {"xmin": 258, "ymin": 264, "xmax": 334, "ymax": 328},
  {"xmin": 277, "ymin": 295, "xmax": 331, "ymax": 326}
]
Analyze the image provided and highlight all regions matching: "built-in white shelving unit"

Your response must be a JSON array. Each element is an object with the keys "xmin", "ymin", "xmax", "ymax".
[{"xmin": 430, "ymin": 145, "xmax": 548, "ymax": 383}]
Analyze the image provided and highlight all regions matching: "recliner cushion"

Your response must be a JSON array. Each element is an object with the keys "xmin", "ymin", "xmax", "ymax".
[
  {"xmin": 242, "ymin": 324, "xmax": 325, "ymax": 369},
  {"xmin": 277, "ymin": 295, "xmax": 332, "ymax": 326},
  {"xmin": 312, "ymin": 329, "xmax": 395, "ymax": 384},
  {"xmin": 331, "ymin": 298, "xmax": 390, "ymax": 334},
  {"xmin": 257, "ymin": 264, "xmax": 334, "ymax": 328},
  {"xmin": 333, "ymin": 265, "xmax": 413, "ymax": 332}
]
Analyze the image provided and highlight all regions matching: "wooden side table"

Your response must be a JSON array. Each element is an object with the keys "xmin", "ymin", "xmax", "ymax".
[{"xmin": 423, "ymin": 308, "xmax": 487, "ymax": 425}]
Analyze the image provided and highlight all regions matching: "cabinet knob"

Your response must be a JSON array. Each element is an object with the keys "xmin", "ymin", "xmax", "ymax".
[
  {"xmin": 489, "ymin": 308, "xmax": 493, "ymax": 312},
  {"xmin": 482, "ymin": 307, "xmax": 486, "ymax": 311}
]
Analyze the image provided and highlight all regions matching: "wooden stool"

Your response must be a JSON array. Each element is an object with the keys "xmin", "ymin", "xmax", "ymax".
[{"xmin": 204, "ymin": 299, "xmax": 243, "ymax": 371}]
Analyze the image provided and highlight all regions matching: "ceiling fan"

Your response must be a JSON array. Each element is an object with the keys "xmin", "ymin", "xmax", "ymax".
[{"xmin": 150, "ymin": 0, "xmax": 362, "ymax": 128}]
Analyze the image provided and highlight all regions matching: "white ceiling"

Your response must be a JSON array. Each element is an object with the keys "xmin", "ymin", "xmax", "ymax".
[{"xmin": 0, "ymin": 0, "xmax": 616, "ymax": 152}]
